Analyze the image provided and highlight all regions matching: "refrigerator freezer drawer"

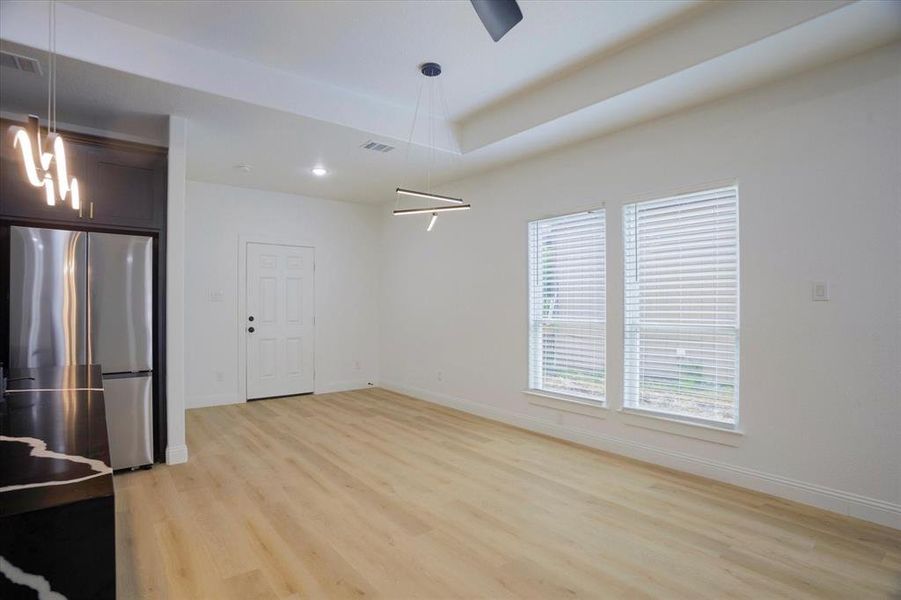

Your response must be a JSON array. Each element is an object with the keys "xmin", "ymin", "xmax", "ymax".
[{"xmin": 103, "ymin": 374, "xmax": 153, "ymax": 470}]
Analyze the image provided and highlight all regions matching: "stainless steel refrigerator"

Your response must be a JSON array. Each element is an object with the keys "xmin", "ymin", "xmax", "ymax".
[{"xmin": 9, "ymin": 226, "xmax": 154, "ymax": 470}]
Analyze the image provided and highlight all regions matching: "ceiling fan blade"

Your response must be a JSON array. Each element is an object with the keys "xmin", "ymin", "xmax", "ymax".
[{"xmin": 470, "ymin": 0, "xmax": 523, "ymax": 42}]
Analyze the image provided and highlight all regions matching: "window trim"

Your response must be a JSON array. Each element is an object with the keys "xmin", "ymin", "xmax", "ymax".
[
  {"xmin": 621, "ymin": 185, "xmax": 741, "ymax": 429},
  {"xmin": 524, "ymin": 389, "xmax": 609, "ymax": 419},
  {"xmin": 527, "ymin": 206, "xmax": 608, "ymax": 405},
  {"xmin": 618, "ymin": 408, "xmax": 744, "ymax": 446},
  {"xmin": 522, "ymin": 389, "xmax": 610, "ymax": 419}
]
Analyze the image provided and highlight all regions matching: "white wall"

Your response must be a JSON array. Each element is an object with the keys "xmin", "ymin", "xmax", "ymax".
[
  {"xmin": 165, "ymin": 116, "xmax": 188, "ymax": 465},
  {"xmin": 184, "ymin": 181, "xmax": 380, "ymax": 408},
  {"xmin": 379, "ymin": 44, "xmax": 901, "ymax": 528}
]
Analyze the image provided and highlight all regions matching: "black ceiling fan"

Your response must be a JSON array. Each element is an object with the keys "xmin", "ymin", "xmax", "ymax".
[{"xmin": 470, "ymin": 0, "xmax": 523, "ymax": 42}]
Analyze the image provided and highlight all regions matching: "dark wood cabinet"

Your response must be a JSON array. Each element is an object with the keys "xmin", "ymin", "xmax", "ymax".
[
  {"xmin": 0, "ymin": 117, "xmax": 169, "ymax": 463},
  {"xmin": 0, "ymin": 119, "xmax": 167, "ymax": 231}
]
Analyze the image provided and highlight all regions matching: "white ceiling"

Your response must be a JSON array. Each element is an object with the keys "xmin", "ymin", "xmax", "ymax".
[
  {"xmin": 1, "ymin": 0, "xmax": 900, "ymax": 204},
  {"xmin": 62, "ymin": 0, "xmax": 700, "ymax": 121},
  {"xmin": 0, "ymin": 45, "xmax": 464, "ymax": 203}
]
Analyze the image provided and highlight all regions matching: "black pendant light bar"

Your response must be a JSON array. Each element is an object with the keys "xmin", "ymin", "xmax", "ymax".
[
  {"xmin": 395, "ymin": 188, "xmax": 464, "ymax": 205},
  {"xmin": 393, "ymin": 204, "xmax": 471, "ymax": 216}
]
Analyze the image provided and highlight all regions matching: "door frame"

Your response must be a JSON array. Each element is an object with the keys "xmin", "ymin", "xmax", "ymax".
[{"xmin": 237, "ymin": 234, "xmax": 315, "ymax": 402}]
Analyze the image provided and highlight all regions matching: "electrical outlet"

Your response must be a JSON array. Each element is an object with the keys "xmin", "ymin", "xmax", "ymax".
[
  {"xmin": 437, "ymin": 371, "xmax": 443, "ymax": 382},
  {"xmin": 354, "ymin": 360, "xmax": 361, "ymax": 371},
  {"xmin": 215, "ymin": 371, "xmax": 224, "ymax": 383},
  {"xmin": 811, "ymin": 281, "xmax": 830, "ymax": 302}
]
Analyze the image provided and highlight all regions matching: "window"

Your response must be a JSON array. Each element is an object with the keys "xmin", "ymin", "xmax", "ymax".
[
  {"xmin": 528, "ymin": 210, "xmax": 606, "ymax": 403},
  {"xmin": 623, "ymin": 187, "xmax": 739, "ymax": 426}
]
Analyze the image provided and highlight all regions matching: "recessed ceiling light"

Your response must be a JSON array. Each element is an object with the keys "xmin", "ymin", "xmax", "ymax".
[
  {"xmin": 234, "ymin": 164, "xmax": 252, "ymax": 173},
  {"xmin": 311, "ymin": 166, "xmax": 328, "ymax": 177}
]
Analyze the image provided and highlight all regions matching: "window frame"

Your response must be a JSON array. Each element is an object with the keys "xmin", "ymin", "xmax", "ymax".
[
  {"xmin": 621, "ymin": 186, "xmax": 741, "ymax": 430},
  {"xmin": 527, "ymin": 207, "xmax": 608, "ymax": 406}
]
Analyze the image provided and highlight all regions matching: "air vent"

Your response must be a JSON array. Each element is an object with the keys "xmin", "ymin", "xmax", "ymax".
[
  {"xmin": 360, "ymin": 140, "xmax": 395, "ymax": 153},
  {"xmin": 0, "ymin": 51, "xmax": 43, "ymax": 75}
]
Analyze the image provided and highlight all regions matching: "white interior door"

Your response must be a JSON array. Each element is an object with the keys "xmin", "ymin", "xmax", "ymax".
[{"xmin": 246, "ymin": 243, "xmax": 314, "ymax": 399}]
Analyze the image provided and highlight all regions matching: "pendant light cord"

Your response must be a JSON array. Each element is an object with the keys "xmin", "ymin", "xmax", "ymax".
[
  {"xmin": 47, "ymin": 0, "xmax": 52, "ymax": 132},
  {"xmin": 396, "ymin": 64, "xmax": 461, "ymax": 214},
  {"xmin": 437, "ymin": 76, "xmax": 455, "ymax": 154},
  {"xmin": 46, "ymin": 0, "xmax": 57, "ymax": 133},
  {"xmin": 52, "ymin": 0, "xmax": 57, "ymax": 133},
  {"xmin": 428, "ymin": 77, "xmax": 434, "ymax": 193},
  {"xmin": 398, "ymin": 77, "xmax": 426, "ymax": 210}
]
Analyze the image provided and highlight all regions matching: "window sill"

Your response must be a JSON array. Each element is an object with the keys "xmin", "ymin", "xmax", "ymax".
[
  {"xmin": 524, "ymin": 390, "xmax": 608, "ymax": 419},
  {"xmin": 618, "ymin": 409, "xmax": 743, "ymax": 447}
]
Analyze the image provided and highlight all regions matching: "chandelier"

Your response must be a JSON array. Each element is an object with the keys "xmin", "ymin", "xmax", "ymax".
[
  {"xmin": 393, "ymin": 62, "xmax": 470, "ymax": 232},
  {"xmin": 9, "ymin": 0, "xmax": 80, "ymax": 210}
]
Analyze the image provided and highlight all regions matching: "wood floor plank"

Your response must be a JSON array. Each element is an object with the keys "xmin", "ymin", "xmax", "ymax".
[{"xmin": 116, "ymin": 388, "xmax": 901, "ymax": 599}]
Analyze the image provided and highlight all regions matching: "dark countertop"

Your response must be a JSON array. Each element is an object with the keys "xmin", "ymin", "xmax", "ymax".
[{"xmin": 1, "ymin": 365, "xmax": 114, "ymax": 517}]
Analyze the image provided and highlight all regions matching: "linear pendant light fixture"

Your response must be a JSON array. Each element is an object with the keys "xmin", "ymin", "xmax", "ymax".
[
  {"xmin": 393, "ymin": 62, "xmax": 469, "ymax": 231},
  {"xmin": 9, "ymin": 0, "xmax": 81, "ymax": 211},
  {"xmin": 393, "ymin": 204, "xmax": 472, "ymax": 215},
  {"xmin": 395, "ymin": 188, "xmax": 464, "ymax": 205}
]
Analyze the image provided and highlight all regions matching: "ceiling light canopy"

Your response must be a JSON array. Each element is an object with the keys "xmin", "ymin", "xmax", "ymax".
[
  {"xmin": 311, "ymin": 166, "xmax": 328, "ymax": 177},
  {"xmin": 393, "ymin": 62, "xmax": 468, "ymax": 232}
]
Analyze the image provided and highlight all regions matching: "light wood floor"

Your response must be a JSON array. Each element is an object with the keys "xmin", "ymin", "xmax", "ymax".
[{"xmin": 115, "ymin": 388, "xmax": 901, "ymax": 599}]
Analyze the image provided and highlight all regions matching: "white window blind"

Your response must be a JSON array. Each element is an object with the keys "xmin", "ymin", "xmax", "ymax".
[
  {"xmin": 623, "ymin": 187, "xmax": 739, "ymax": 426},
  {"xmin": 529, "ymin": 210, "xmax": 606, "ymax": 402}
]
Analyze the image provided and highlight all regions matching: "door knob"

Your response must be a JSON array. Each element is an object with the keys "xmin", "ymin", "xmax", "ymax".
[
  {"xmin": 248, "ymin": 316, "xmax": 254, "ymax": 322},
  {"xmin": 248, "ymin": 327, "xmax": 255, "ymax": 333}
]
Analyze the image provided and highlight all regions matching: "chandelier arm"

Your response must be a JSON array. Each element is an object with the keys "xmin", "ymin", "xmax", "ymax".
[
  {"xmin": 395, "ymin": 188, "xmax": 463, "ymax": 204},
  {"xmin": 393, "ymin": 204, "xmax": 471, "ymax": 215}
]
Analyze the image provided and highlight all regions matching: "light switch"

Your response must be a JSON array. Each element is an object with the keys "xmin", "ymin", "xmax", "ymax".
[
  {"xmin": 811, "ymin": 281, "xmax": 829, "ymax": 302},
  {"xmin": 209, "ymin": 289, "xmax": 224, "ymax": 303}
]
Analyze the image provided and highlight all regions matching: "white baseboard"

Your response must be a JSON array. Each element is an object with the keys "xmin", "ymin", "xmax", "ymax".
[
  {"xmin": 165, "ymin": 444, "xmax": 188, "ymax": 465},
  {"xmin": 185, "ymin": 382, "xmax": 375, "ymax": 408},
  {"xmin": 186, "ymin": 392, "xmax": 241, "ymax": 409},
  {"xmin": 380, "ymin": 381, "xmax": 900, "ymax": 530},
  {"xmin": 315, "ymin": 380, "xmax": 376, "ymax": 394}
]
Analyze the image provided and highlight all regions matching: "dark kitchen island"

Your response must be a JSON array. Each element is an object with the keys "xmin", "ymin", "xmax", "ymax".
[{"xmin": 1, "ymin": 365, "xmax": 116, "ymax": 599}]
